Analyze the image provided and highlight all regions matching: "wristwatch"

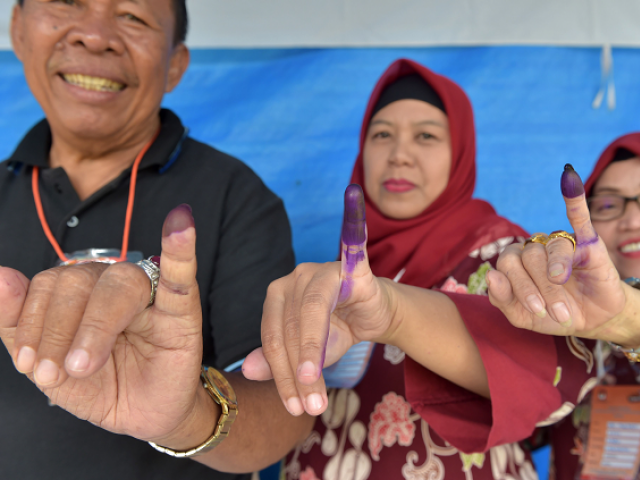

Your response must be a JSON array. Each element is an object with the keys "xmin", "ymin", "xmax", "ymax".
[
  {"xmin": 608, "ymin": 277, "xmax": 640, "ymax": 363},
  {"xmin": 149, "ymin": 366, "xmax": 239, "ymax": 457}
]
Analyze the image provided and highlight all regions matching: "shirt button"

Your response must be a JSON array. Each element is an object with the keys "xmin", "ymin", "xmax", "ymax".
[{"xmin": 67, "ymin": 216, "xmax": 79, "ymax": 228}]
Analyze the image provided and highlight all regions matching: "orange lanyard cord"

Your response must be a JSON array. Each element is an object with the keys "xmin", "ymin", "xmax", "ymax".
[
  {"xmin": 118, "ymin": 130, "xmax": 159, "ymax": 262},
  {"xmin": 32, "ymin": 166, "xmax": 69, "ymax": 263},
  {"xmin": 32, "ymin": 130, "xmax": 160, "ymax": 264}
]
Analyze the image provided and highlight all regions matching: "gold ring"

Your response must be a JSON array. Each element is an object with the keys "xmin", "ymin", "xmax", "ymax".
[
  {"xmin": 523, "ymin": 233, "xmax": 549, "ymax": 249},
  {"xmin": 548, "ymin": 230, "xmax": 576, "ymax": 252}
]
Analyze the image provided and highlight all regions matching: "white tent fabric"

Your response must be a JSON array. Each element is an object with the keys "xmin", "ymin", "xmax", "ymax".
[{"xmin": 0, "ymin": 0, "xmax": 639, "ymax": 48}]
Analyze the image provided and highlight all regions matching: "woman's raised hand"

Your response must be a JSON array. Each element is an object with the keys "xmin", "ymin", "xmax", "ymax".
[
  {"xmin": 487, "ymin": 165, "xmax": 638, "ymax": 344},
  {"xmin": 243, "ymin": 185, "xmax": 397, "ymax": 416}
]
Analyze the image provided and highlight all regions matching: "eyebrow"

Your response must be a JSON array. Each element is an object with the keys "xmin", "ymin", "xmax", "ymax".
[
  {"xmin": 370, "ymin": 119, "xmax": 445, "ymax": 128},
  {"xmin": 593, "ymin": 187, "xmax": 624, "ymax": 195}
]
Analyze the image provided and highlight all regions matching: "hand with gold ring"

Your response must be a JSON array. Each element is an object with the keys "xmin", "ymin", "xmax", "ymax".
[{"xmin": 486, "ymin": 164, "xmax": 639, "ymax": 345}]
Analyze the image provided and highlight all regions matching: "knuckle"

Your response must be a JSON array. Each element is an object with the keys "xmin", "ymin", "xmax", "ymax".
[
  {"xmin": 496, "ymin": 253, "xmax": 516, "ymax": 272},
  {"xmin": 261, "ymin": 331, "xmax": 286, "ymax": 358},
  {"xmin": 283, "ymin": 317, "xmax": 300, "ymax": 343},
  {"xmin": 104, "ymin": 263, "xmax": 147, "ymax": 288},
  {"xmin": 521, "ymin": 244, "xmax": 547, "ymax": 264},
  {"xmin": 274, "ymin": 376, "xmax": 299, "ymax": 398},
  {"xmin": 15, "ymin": 321, "xmax": 43, "ymax": 342},
  {"xmin": 57, "ymin": 268, "xmax": 100, "ymax": 296},
  {"xmin": 299, "ymin": 339, "xmax": 324, "ymax": 355},
  {"xmin": 547, "ymin": 238, "xmax": 573, "ymax": 256},
  {"xmin": 40, "ymin": 324, "xmax": 76, "ymax": 348},
  {"xmin": 300, "ymin": 292, "xmax": 329, "ymax": 315},
  {"xmin": 30, "ymin": 269, "xmax": 61, "ymax": 292},
  {"xmin": 541, "ymin": 283, "xmax": 560, "ymax": 297},
  {"xmin": 266, "ymin": 280, "xmax": 284, "ymax": 298},
  {"xmin": 77, "ymin": 317, "xmax": 116, "ymax": 340}
]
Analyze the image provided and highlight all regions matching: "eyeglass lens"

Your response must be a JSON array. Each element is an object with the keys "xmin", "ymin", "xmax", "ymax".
[{"xmin": 589, "ymin": 195, "xmax": 640, "ymax": 221}]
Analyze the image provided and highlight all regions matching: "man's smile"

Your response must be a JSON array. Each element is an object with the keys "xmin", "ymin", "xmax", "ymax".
[{"xmin": 61, "ymin": 73, "xmax": 125, "ymax": 93}]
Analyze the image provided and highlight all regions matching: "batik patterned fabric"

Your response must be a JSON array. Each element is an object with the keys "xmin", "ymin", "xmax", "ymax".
[{"xmin": 284, "ymin": 243, "xmax": 596, "ymax": 480}]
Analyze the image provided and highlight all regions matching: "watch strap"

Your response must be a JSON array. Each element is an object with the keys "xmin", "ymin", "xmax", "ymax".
[{"xmin": 149, "ymin": 366, "xmax": 238, "ymax": 457}]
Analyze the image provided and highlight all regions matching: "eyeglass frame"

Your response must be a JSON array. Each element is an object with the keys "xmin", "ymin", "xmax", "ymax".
[{"xmin": 587, "ymin": 193, "xmax": 640, "ymax": 221}]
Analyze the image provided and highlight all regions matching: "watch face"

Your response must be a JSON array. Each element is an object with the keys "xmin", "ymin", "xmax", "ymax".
[{"xmin": 204, "ymin": 367, "xmax": 237, "ymax": 404}]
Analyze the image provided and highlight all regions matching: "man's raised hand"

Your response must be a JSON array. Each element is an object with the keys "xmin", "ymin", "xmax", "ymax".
[{"xmin": 0, "ymin": 205, "xmax": 211, "ymax": 447}]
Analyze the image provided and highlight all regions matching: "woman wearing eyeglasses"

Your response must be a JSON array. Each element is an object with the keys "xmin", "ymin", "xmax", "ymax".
[
  {"xmin": 485, "ymin": 133, "xmax": 640, "ymax": 479},
  {"xmin": 586, "ymin": 134, "xmax": 640, "ymax": 280}
]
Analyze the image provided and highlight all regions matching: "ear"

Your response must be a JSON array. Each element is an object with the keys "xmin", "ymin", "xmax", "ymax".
[
  {"xmin": 165, "ymin": 43, "xmax": 189, "ymax": 93},
  {"xmin": 10, "ymin": 4, "xmax": 25, "ymax": 62}
]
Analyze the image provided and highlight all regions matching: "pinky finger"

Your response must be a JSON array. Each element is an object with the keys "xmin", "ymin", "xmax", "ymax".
[{"xmin": 486, "ymin": 270, "xmax": 534, "ymax": 330}]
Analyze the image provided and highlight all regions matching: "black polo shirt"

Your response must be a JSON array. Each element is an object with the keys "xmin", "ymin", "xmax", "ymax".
[{"xmin": 0, "ymin": 109, "xmax": 295, "ymax": 480}]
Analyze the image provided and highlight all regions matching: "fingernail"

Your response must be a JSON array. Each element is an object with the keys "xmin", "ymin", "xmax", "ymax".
[
  {"xmin": 341, "ymin": 184, "xmax": 366, "ymax": 246},
  {"xmin": 297, "ymin": 361, "xmax": 318, "ymax": 381},
  {"xmin": 552, "ymin": 302, "xmax": 572, "ymax": 325},
  {"xmin": 286, "ymin": 397, "xmax": 304, "ymax": 416},
  {"xmin": 66, "ymin": 349, "xmax": 90, "ymax": 373},
  {"xmin": 15, "ymin": 346, "xmax": 36, "ymax": 373},
  {"xmin": 34, "ymin": 359, "xmax": 60, "ymax": 386},
  {"xmin": 526, "ymin": 294, "xmax": 546, "ymax": 318},
  {"xmin": 561, "ymin": 164, "xmax": 585, "ymax": 198},
  {"xmin": 162, "ymin": 204, "xmax": 194, "ymax": 237},
  {"xmin": 549, "ymin": 263, "xmax": 565, "ymax": 278},
  {"xmin": 305, "ymin": 393, "xmax": 324, "ymax": 413}
]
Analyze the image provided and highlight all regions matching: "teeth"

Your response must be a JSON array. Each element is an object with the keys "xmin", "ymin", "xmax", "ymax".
[
  {"xmin": 621, "ymin": 242, "xmax": 640, "ymax": 253},
  {"xmin": 63, "ymin": 73, "xmax": 124, "ymax": 92}
]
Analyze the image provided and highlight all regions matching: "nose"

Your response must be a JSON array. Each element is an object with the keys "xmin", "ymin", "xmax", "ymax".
[
  {"xmin": 618, "ymin": 199, "xmax": 640, "ymax": 231},
  {"xmin": 388, "ymin": 136, "xmax": 415, "ymax": 167},
  {"xmin": 65, "ymin": 8, "xmax": 125, "ymax": 55}
]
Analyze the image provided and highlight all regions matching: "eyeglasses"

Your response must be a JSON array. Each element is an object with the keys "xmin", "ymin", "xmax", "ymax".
[{"xmin": 588, "ymin": 194, "xmax": 640, "ymax": 221}]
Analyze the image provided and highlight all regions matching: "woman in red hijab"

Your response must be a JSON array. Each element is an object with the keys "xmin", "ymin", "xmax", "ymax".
[
  {"xmin": 258, "ymin": 59, "xmax": 595, "ymax": 480},
  {"xmin": 465, "ymin": 132, "xmax": 640, "ymax": 479},
  {"xmin": 546, "ymin": 134, "xmax": 640, "ymax": 479}
]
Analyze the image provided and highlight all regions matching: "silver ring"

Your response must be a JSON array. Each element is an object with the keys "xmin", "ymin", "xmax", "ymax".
[{"xmin": 136, "ymin": 257, "xmax": 160, "ymax": 307}]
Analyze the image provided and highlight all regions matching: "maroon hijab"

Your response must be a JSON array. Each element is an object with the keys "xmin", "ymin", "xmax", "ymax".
[
  {"xmin": 350, "ymin": 59, "xmax": 527, "ymax": 289},
  {"xmin": 584, "ymin": 133, "xmax": 640, "ymax": 198}
]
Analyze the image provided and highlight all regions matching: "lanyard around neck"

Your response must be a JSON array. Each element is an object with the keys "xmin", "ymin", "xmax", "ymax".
[{"xmin": 32, "ymin": 132, "xmax": 159, "ymax": 264}]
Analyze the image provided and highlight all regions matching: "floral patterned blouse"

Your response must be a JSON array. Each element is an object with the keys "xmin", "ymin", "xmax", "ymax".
[{"xmin": 283, "ymin": 237, "xmax": 597, "ymax": 480}]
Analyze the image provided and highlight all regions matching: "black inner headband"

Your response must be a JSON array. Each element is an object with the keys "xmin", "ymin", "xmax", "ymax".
[
  {"xmin": 611, "ymin": 147, "xmax": 638, "ymax": 163},
  {"xmin": 371, "ymin": 74, "xmax": 446, "ymax": 119}
]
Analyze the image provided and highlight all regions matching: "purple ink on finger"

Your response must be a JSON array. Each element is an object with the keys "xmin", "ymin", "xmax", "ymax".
[
  {"xmin": 341, "ymin": 184, "xmax": 366, "ymax": 246},
  {"xmin": 338, "ymin": 185, "xmax": 367, "ymax": 303},
  {"xmin": 561, "ymin": 164, "xmax": 585, "ymax": 198},
  {"xmin": 162, "ymin": 204, "xmax": 195, "ymax": 237}
]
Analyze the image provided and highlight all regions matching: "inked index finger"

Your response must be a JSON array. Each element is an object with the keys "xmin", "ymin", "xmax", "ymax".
[
  {"xmin": 338, "ymin": 184, "xmax": 370, "ymax": 304},
  {"xmin": 561, "ymin": 164, "xmax": 598, "ymax": 246}
]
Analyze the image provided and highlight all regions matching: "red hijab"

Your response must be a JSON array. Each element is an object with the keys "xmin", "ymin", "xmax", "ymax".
[
  {"xmin": 584, "ymin": 133, "xmax": 640, "ymax": 198},
  {"xmin": 350, "ymin": 59, "xmax": 527, "ymax": 289}
]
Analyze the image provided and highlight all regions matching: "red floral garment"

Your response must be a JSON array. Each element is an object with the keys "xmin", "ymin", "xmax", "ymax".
[{"xmin": 284, "ymin": 238, "xmax": 596, "ymax": 480}]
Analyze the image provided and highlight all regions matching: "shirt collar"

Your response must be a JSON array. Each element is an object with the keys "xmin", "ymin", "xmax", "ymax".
[{"xmin": 7, "ymin": 109, "xmax": 187, "ymax": 171}]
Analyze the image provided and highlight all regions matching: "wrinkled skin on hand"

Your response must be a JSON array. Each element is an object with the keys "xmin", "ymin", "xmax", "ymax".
[
  {"xmin": 0, "ymin": 205, "xmax": 206, "ymax": 446},
  {"xmin": 487, "ymin": 165, "xmax": 630, "ymax": 343},
  {"xmin": 243, "ymin": 185, "xmax": 398, "ymax": 416}
]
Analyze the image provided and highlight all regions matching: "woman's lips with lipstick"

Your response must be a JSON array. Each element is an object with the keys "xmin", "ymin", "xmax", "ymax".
[
  {"xmin": 383, "ymin": 178, "xmax": 416, "ymax": 193},
  {"xmin": 619, "ymin": 238, "xmax": 640, "ymax": 258}
]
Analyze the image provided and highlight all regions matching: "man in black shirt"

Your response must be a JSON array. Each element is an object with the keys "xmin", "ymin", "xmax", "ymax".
[{"xmin": 0, "ymin": 1, "xmax": 314, "ymax": 479}]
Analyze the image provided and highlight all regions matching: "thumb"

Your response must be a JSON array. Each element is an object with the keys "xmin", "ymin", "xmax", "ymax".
[
  {"xmin": 338, "ymin": 184, "xmax": 371, "ymax": 304},
  {"xmin": 0, "ymin": 267, "xmax": 30, "ymax": 329},
  {"xmin": 154, "ymin": 204, "xmax": 201, "ymax": 319},
  {"xmin": 0, "ymin": 267, "xmax": 30, "ymax": 353}
]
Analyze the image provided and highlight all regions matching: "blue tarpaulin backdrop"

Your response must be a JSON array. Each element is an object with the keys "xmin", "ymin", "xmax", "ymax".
[
  {"xmin": 2, "ymin": 46, "xmax": 639, "ymax": 264},
  {"xmin": 1, "ymin": 46, "xmax": 639, "ymax": 478}
]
